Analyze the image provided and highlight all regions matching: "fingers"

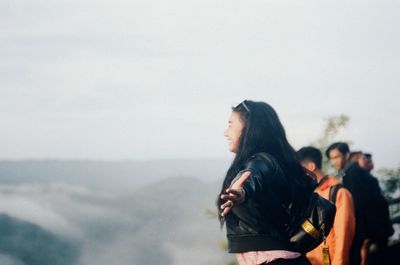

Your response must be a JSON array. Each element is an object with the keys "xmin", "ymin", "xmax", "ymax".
[
  {"xmin": 221, "ymin": 188, "xmax": 245, "ymax": 203},
  {"xmin": 220, "ymin": 193, "xmax": 240, "ymax": 203},
  {"xmin": 219, "ymin": 188, "xmax": 246, "ymax": 217},
  {"xmin": 240, "ymin": 171, "xmax": 251, "ymax": 179},
  {"xmin": 221, "ymin": 200, "xmax": 233, "ymax": 209},
  {"xmin": 232, "ymin": 171, "xmax": 252, "ymax": 187},
  {"xmin": 226, "ymin": 188, "xmax": 243, "ymax": 197},
  {"xmin": 221, "ymin": 206, "xmax": 231, "ymax": 217},
  {"xmin": 220, "ymin": 200, "xmax": 233, "ymax": 217}
]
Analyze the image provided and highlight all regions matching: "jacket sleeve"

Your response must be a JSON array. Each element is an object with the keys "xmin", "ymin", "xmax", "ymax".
[
  {"xmin": 330, "ymin": 188, "xmax": 356, "ymax": 265},
  {"xmin": 240, "ymin": 157, "xmax": 274, "ymax": 202}
]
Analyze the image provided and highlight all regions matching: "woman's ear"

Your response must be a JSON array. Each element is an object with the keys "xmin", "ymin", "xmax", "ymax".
[
  {"xmin": 302, "ymin": 161, "xmax": 316, "ymax": 172},
  {"xmin": 308, "ymin": 161, "xmax": 317, "ymax": 172}
]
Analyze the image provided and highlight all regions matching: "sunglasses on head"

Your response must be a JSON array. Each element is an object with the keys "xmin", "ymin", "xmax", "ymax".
[{"xmin": 234, "ymin": 100, "xmax": 250, "ymax": 113}]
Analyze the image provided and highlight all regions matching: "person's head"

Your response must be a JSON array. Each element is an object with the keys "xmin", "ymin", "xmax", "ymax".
[
  {"xmin": 297, "ymin": 146, "xmax": 323, "ymax": 173},
  {"xmin": 360, "ymin": 152, "xmax": 374, "ymax": 172},
  {"xmin": 221, "ymin": 100, "xmax": 306, "ymax": 193},
  {"xmin": 347, "ymin": 150, "xmax": 374, "ymax": 172},
  {"xmin": 349, "ymin": 151, "xmax": 363, "ymax": 163},
  {"xmin": 325, "ymin": 142, "xmax": 350, "ymax": 170},
  {"xmin": 224, "ymin": 100, "xmax": 300, "ymax": 172},
  {"xmin": 349, "ymin": 150, "xmax": 370, "ymax": 170}
]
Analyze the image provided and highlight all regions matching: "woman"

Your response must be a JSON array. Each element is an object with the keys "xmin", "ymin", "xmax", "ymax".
[{"xmin": 218, "ymin": 100, "xmax": 314, "ymax": 265}]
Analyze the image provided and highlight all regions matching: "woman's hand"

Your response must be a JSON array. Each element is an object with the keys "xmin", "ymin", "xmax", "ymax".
[
  {"xmin": 220, "ymin": 188, "xmax": 246, "ymax": 217},
  {"xmin": 220, "ymin": 171, "xmax": 251, "ymax": 217}
]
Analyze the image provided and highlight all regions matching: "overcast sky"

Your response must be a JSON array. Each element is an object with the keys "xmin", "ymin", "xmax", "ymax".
[{"xmin": 1, "ymin": 0, "xmax": 399, "ymax": 168}]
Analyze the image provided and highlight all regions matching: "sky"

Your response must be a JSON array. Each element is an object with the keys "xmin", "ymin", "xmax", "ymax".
[{"xmin": 1, "ymin": 0, "xmax": 399, "ymax": 168}]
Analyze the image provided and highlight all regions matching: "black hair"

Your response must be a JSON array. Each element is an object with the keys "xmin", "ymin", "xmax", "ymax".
[
  {"xmin": 349, "ymin": 151, "xmax": 363, "ymax": 162},
  {"xmin": 217, "ymin": 100, "xmax": 309, "ymax": 222},
  {"xmin": 325, "ymin": 142, "xmax": 350, "ymax": 158},
  {"xmin": 297, "ymin": 146, "xmax": 322, "ymax": 170}
]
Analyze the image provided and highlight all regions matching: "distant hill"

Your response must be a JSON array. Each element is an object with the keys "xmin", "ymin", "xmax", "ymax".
[
  {"xmin": 0, "ymin": 214, "xmax": 79, "ymax": 265},
  {"xmin": 0, "ymin": 176, "xmax": 231, "ymax": 265},
  {"xmin": 0, "ymin": 159, "xmax": 230, "ymax": 191}
]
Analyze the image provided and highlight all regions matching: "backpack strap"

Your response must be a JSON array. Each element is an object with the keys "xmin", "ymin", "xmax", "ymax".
[{"xmin": 329, "ymin": 184, "xmax": 343, "ymax": 204}]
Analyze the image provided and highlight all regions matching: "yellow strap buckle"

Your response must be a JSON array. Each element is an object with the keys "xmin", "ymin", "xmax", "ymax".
[{"xmin": 301, "ymin": 220, "xmax": 321, "ymax": 240}]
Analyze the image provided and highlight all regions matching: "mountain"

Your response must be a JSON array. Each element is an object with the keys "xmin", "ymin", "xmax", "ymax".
[
  {"xmin": 0, "ymin": 159, "xmax": 230, "ymax": 192},
  {"xmin": 0, "ymin": 176, "xmax": 231, "ymax": 265},
  {"xmin": 0, "ymin": 214, "xmax": 79, "ymax": 265}
]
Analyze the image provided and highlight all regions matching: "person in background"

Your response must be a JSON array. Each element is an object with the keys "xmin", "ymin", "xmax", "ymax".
[
  {"xmin": 353, "ymin": 152, "xmax": 393, "ymax": 265},
  {"xmin": 349, "ymin": 151, "xmax": 364, "ymax": 164},
  {"xmin": 297, "ymin": 146, "xmax": 355, "ymax": 265},
  {"xmin": 359, "ymin": 153, "xmax": 373, "ymax": 173},
  {"xmin": 218, "ymin": 100, "xmax": 314, "ymax": 265},
  {"xmin": 349, "ymin": 151, "xmax": 372, "ymax": 173},
  {"xmin": 326, "ymin": 143, "xmax": 393, "ymax": 265}
]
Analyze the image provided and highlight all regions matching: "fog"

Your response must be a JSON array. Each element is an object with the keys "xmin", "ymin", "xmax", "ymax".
[{"xmin": 0, "ymin": 163, "xmax": 230, "ymax": 264}]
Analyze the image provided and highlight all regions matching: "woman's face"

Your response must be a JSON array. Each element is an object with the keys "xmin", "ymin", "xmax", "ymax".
[{"xmin": 224, "ymin": 111, "xmax": 244, "ymax": 153}]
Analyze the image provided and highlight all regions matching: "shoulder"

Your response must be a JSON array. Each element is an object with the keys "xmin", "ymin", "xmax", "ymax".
[
  {"xmin": 326, "ymin": 177, "xmax": 353, "ymax": 202},
  {"xmin": 335, "ymin": 187, "xmax": 355, "ymax": 215},
  {"xmin": 346, "ymin": 162, "xmax": 368, "ymax": 177},
  {"xmin": 244, "ymin": 153, "xmax": 277, "ymax": 176},
  {"xmin": 336, "ymin": 186, "xmax": 353, "ymax": 200},
  {"xmin": 326, "ymin": 176, "xmax": 340, "ymax": 185},
  {"xmin": 367, "ymin": 174, "xmax": 381, "ymax": 189},
  {"xmin": 343, "ymin": 163, "xmax": 368, "ymax": 186}
]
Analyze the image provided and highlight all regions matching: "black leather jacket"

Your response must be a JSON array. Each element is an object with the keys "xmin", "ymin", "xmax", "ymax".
[{"xmin": 225, "ymin": 153, "xmax": 315, "ymax": 253}]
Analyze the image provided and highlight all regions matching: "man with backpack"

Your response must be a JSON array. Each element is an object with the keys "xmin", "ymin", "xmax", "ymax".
[
  {"xmin": 326, "ymin": 143, "xmax": 394, "ymax": 265},
  {"xmin": 298, "ymin": 146, "xmax": 356, "ymax": 265},
  {"xmin": 348, "ymin": 150, "xmax": 393, "ymax": 265}
]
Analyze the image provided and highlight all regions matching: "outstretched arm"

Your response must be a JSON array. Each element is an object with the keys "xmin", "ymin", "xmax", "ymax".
[{"xmin": 220, "ymin": 171, "xmax": 252, "ymax": 217}]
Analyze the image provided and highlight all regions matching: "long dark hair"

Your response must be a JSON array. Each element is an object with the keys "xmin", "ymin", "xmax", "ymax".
[{"xmin": 217, "ymin": 100, "xmax": 310, "ymax": 221}]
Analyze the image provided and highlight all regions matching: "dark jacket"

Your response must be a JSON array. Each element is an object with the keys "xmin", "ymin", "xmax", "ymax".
[
  {"xmin": 225, "ymin": 153, "xmax": 315, "ymax": 253},
  {"xmin": 342, "ymin": 162, "xmax": 394, "ymax": 265},
  {"xmin": 343, "ymin": 162, "xmax": 393, "ymax": 240}
]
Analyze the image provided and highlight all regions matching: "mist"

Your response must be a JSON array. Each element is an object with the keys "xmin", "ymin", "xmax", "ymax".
[{"xmin": 0, "ymin": 160, "xmax": 231, "ymax": 265}]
